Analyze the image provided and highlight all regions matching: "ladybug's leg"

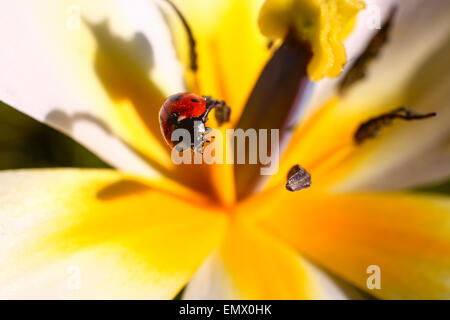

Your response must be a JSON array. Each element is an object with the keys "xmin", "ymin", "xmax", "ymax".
[
  {"xmin": 204, "ymin": 127, "xmax": 213, "ymax": 135},
  {"xmin": 201, "ymin": 96, "xmax": 231, "ymax": 126},
  {"xmin": 202, "ymin": 127, "xmax": 214, "ymax": 143}
]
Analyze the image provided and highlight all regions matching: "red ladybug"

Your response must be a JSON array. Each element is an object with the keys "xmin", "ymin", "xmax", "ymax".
[{"xmin": 159, "ymin": 93, "xmax": 230, "ymax": 153}]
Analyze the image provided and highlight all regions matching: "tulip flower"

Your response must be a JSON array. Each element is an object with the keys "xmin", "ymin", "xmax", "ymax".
[{"xmin": 0, "ymin": 0, "xmax": 449, "ymax": 299}]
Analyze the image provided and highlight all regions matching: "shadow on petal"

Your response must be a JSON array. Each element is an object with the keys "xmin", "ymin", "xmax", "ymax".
[
  {"xmin": 82, "ymin": 21, "xmax": 219, "ymax": 198},
  {"xmin": 96, "ymin": 179, "xmax": 152, "ymax": 200},
  {"xmin": 87, "ymin": 20, "xmax": 168, "ymax": 153},
  {"xmin": 45, "ymin": 108, "xmax": 175, "ymax": 178}
]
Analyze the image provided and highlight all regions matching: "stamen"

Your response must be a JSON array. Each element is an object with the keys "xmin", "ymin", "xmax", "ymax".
[
  {"xmin": 163, "ymin": 0, "xmax": 198, "ymax": 72},
  {"xmin": 338, "ymin": 7, "xmax": 397, "ymax": 94},
  {"xmin": 234, "ymin": 29, "xmax": 312, "ymax": 200},
  {"xmin": 202, "ymin": 96, "xmax": 231, "ymax": 126},
  {"xmin": 286, "ymin": 164, "xmax": 312, "ymax": 192},
  {"xmin": 354, "ymin": 107, "xmax": 437, "ymax": 144}
]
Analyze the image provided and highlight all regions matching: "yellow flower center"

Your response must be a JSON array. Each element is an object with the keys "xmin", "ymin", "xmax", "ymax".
[{"xmin": 258, "ymin": 0, "xmax": 365, "ymax": 81}]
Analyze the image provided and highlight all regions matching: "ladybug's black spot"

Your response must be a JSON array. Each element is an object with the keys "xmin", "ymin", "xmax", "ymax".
[
  {"xmin": 170, "ymin": 95, "xmax": 184, "ymax": 103},
  {"xmin": 191, "ymin": 98, "xmax": 201, "ymax": 103}
]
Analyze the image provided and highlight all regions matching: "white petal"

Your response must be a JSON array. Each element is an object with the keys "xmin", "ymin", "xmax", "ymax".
[
  {"xmin": 339, "ymin": 46, "xmax": 450, "ymax": 191},
  {"xmin": 307, "ymin": 0, "xmax": 448, "ymax": 117},
  {"xmin": 298, "ymin": 0, "xmax": 450, "ymax": 191},
  {"xmin": 343, "ymin": 0, "xmax": 450, "ymax": 108},
  {"xmin": 0, "ymin": 0, "xmax": 185, "ymax": 175},
  {"xmin": 332, "ymin": 2, "xmax": 450, "ymax": 191},
  {"xmin": 182, "ymin": 251, "xmax": 243, "ymax": 300}
]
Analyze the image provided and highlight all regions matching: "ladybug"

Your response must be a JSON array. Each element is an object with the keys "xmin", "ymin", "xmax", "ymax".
[{"xmin": 159, "ymin": 93, "xmax": 231, "ymax": 153}]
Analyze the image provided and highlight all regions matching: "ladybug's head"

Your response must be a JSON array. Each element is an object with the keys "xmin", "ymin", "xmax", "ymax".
[{"xmin": 167, "ymin": 111, "xmax": 209, "ymax": 153}]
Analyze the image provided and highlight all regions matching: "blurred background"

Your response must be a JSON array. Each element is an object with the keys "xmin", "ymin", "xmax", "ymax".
[{"xmin": 0, "ymin": 101, "xmax": 109, "ymax": 170}]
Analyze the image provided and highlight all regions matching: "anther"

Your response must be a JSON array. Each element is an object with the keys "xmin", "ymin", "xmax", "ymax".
[
  {"xmin": 339, "ymin": 7, "xmax": 397, "ymax": 94},
  {"xmin": 286, "ymin": 164, "xmax": 312, "ymax": 192},
  {"xmin": 354, "ymin": 107, "xmax": 437, "ymax": 144},
  {"xmin": 202, "ymin": 96, "xmax": 231, "ymax": 126},
  {"xmin": 163, "ymin": 0, "xmax": 198, "ymax": 72}
]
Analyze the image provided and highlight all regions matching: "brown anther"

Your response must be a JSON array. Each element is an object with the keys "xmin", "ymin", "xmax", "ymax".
[
  {"xmin": 338, "ymin": 7, "xmax": 397, "ymax": 94},
  {"xmin": 286, "ymin": 164, "xmax": 312, "ymax": 192},
  {"xmin": 202, "ymin": 96, "xmax": 231, "ymax": 126},
  {"xmin": 354, "ymin": 107, "xmax": 437, "ymax": 144},
  {"xmin": 163, "ymin": 0, "xmax": 198, "ymax": 72}
]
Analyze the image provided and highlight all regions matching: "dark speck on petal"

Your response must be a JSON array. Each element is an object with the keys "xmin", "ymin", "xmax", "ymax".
[{"xmin": 286, "ymin": 164, "xmax": 311, "ymax": 192}]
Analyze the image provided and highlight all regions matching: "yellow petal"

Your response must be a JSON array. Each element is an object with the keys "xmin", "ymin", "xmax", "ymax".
[
  {"xmin": 207, "ymin": 128, "xmax": 237, "ymax": 206},
  {"xmin": 258, "ymin": 0, "xmax": 365, "ymax": 80},
  {"xmin": 168, "ymin": 0, "xmax": 270, "ymax": 123},
  {"xmin": 163, "ymin": 0, "xmax": 269, "ymax": 203},
  {"xmin": 263, "ymin": 96, "xmax": 360, "ymax": 190},
  {"xmin": 0, "ymin": 0, "xmax": 184, "ymax": 174},
  {"xmin": 0, "ymin": 169, "xmax": 227, "ymax": 299},
  {"xmin": 219, "ymin": 219, "xmax": 349, "ymax": 299},
  {"xmin": 246, "ymin": 189, "xmax": 450, "ymax": 299}
]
